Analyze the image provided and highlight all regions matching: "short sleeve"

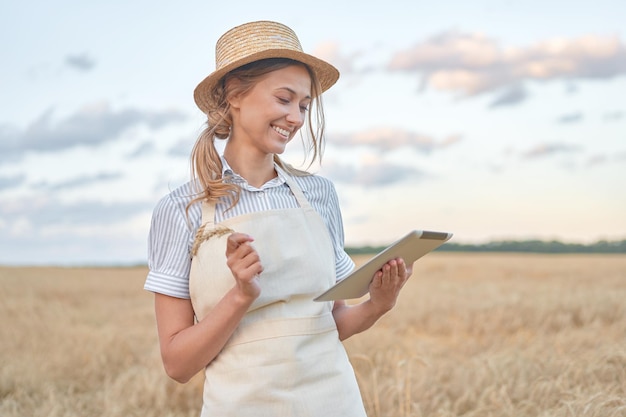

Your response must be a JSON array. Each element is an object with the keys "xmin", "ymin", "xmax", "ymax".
[{"xmin": 144, "ymin": 193, "xmax": 195, "ymax": 299}]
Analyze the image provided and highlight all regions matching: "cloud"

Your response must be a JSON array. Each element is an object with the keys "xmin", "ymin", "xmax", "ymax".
[
  {"xmin": 168, "ymin": 137, "xmax": 196, "ymax": 157},
  {"xmin": 0, "ymin": 195, "xmax": 150, "ymax": 230},
  {"xmin": 314, "ymin": 41, "xmax": 356, "ymax": 74},
  {"xmin": 313, "ymin": 41, "xmax": 373, "ymax": 75},
  {"xmin": 33, "ymin": 172, "xmax": 123, "ymax": 191},
  {"xmin": 564, "ymin": 82, "xmax": 579, "ymax": 94},
  {"xmin": 489, "ymin": 85, "xmax": 528, "ymax": 108},
  {"xmin": 586, "ymin": 154, "xmax": 608, "ymax": 167},
  {"xmin": 604, "ymin": 110, "xmax": 624, "ymax": 121},
  {"xmin": 65, "ymin": 53, "xmax": 96, "ymax": 72},
  {"xmin": 329, "ymin": 127, "xmax": 462, "ymax": 153},
  {"xmin": 321, "ymin": 159, "xmax": 425, "ymax": 186},
  {"xmin": 127, "ymin": 141, "xmax": 157, "ymax": 159},
  {"xmin": 0, "ymin": 102, "xmax": 186, "ymax": 163},
  {"xmin": 388, "ymin": 31, "xmax": 626, "ymax": 101},
  {"xmin": 522, "ymin": 142, "xmax": 582, "ymax": 159},
  {"xmin": 585, "ymin": 151, "xmax": 626, "ymax": 166},
  {"xmin": 0, "ymin": 195, "xmax": 152, "ymax": 265},
  {"xmin": 557, "ymin": 112, "xmax": 584, "ymax": 124},
  {"xmin": 0, "ymin": 174, "xmax": 26, "ymax": 191}
]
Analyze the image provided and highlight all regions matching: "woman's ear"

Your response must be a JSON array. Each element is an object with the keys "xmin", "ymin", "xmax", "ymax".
[
  {"xmin": 226, "ymin": 79, "xmax": 242, "ymax": 109},
  {"xmin": 228, "ymin": 92, "xmax": 242, "ymax": 109}
]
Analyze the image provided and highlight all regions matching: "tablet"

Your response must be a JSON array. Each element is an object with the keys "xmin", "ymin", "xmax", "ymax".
[{"xmin": 314, "ymin": 230, "xmax": 452, "ymax": 301}]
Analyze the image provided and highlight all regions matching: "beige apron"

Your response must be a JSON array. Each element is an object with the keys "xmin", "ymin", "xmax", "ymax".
[{"xmin": 189, "ymin": 166, "xmax": 366, "ymax": 417}]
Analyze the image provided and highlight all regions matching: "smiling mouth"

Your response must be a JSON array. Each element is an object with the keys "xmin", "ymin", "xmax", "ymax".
[{"xmin": 272, "ymin": 125, "xmax": 290, "ymax": 138}]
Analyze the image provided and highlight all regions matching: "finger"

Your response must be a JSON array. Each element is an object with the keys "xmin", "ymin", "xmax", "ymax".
[
  {"xmin": 238, "ymin": 263, "xmax": 263, "ymax": 281},
  {"xmin": 388, "ymin": 258, "xmax": 399, "ymax": 279},
  {"xmin": 237, "ymin": 248, "xmax": 262, "ymax": 270},
  {"xmin": 370, "ymin": 271, "xmax": 383, "ymax": 289},
  {"xmin": 232, "ymin": 241, "xmax": 256, "ymax": 259},
  {"xmin": 381, "ymin": 263, "xmax": 391, "ymax": 286},
  {"xmin": 395, "ymin": 258, "xmax": 410, "ymax": 289},
  {"xmin": 393, "ymin": 258, "xmax": 406, "ymax": 278},
  {"xmin": 227, "ymin": 245, "xmax": 262, "ymax": 275},
  {"xmin": 226, "ymin": 233, "xmax": 254, "ymax": 254}
]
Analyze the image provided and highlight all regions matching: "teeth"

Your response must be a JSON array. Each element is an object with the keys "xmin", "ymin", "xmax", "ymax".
[{"xmin": 272, "ymin": 125, "xmax": 290, "ymax": 137}]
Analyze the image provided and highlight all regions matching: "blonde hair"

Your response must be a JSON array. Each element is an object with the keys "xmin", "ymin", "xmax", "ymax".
[{"xmin": 187, "ymin": 58, "xmax": 327, "ymax": 212}]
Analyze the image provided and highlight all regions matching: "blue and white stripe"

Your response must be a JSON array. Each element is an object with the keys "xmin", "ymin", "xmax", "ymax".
[{"xmin": 145, "ymin": 161, "xmax": 355, "ymax": 299}]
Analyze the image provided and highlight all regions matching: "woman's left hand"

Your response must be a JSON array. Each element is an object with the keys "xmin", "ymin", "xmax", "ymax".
[{"xmin": 368, "ymin": 258, "xmax": 412, "ymax": 313}]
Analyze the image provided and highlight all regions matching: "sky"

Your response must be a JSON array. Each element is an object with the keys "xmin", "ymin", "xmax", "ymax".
[{"xmin": 1, "ymin": 0, "xmax": 625, "ymax": 265}]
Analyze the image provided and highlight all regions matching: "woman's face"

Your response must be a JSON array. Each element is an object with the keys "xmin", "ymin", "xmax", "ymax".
[{"xmin": 228, "ymin": 64, "xmax": 312, "ymax": 156}]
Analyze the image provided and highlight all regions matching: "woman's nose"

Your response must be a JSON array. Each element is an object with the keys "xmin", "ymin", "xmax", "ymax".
[{"xmin": 285, "ymin": 104, "xmax": 304, "ymax": 126}]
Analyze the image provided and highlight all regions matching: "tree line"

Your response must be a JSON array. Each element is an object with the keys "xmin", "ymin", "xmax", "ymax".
[{"xmin": 346, "ymin": 239, "xmax": 626, "ymax": 255}]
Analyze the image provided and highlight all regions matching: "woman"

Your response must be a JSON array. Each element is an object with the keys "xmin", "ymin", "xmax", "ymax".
[{"xmin": 145, "ymin": 20, "xmax": 412, "ymax": 416}]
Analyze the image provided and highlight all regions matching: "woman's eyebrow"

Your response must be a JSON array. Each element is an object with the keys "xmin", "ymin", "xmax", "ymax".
[{"xmin": 276, "ymin": 87, "xmax": 311, "ymax": 100}]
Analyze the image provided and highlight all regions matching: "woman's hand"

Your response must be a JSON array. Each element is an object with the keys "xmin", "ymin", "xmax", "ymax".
[
  {"xmin": 368, "ymin": 258, "xmax": 412, "ymax": 313},
  {"xmin": 332, "ymin": 258, "xmax": 413, "ymax": 340},
  {"xmin": 225, "ymin": 232, "xmax": 263, "ymax": 300}
]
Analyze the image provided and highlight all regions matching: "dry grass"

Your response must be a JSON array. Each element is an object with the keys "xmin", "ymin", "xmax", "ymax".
[{"xmin": 1, "ymin": 253, "xmax": 625, "ymax": 416}]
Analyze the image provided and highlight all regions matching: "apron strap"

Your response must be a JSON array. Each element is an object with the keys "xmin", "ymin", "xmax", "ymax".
[
  {"xmin": 190, "ymin": 201, "xmax": 218, "ymax": 259},
  {"xmin": 201, "ymin": 200, "xmax": 216, "ymax": 225},
  {"xmin": 274, "ymin": 164, "xmax": 312, "ymax": 210}
]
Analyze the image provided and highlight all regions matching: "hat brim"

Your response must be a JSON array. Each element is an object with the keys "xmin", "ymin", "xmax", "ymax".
[{"xmin": 193, "ymin": 48, "xmax": 339, "ymax": 115}]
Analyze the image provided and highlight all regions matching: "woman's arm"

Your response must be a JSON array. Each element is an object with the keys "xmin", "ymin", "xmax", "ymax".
[
  {"xmin": 332, "ymin": 258, "xmax": 412, "ymax": 341},
  {"xmin": 155, "ymin": 288, "xmax": 253, "ymax": 383},
  {"xmin": 154, "ymin": 233, "xmax": 263, "ymax": 383}
]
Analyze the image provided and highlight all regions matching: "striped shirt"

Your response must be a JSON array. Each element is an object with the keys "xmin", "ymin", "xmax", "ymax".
[{"xmin": 144, "ymin": 159, "xmax": 355, "ymax": 299}]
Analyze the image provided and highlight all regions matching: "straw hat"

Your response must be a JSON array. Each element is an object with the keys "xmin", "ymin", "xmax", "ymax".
[{"xmin": 193, "ymin": 20, "xmax": 340, "ymax": 114}]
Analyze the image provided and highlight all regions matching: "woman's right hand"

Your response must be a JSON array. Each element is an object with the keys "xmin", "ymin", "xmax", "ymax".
[{"xmin": 225, "ymin": 232, "xmax": 263, "ymax": 300}]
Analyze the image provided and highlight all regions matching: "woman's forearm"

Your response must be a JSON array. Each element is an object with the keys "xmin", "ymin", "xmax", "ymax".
[
  {"xmin": 331, "ymin": 299, "xmax": 390, "ymax": 341},
  {"xmin": 156, "ymin": 288, "xmax": 255, "ymax": 383}
]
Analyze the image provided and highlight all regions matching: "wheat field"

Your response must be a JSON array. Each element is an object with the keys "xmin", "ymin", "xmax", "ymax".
[{"xmin": 1, "ymin": 253, "xmax": 625, "ymax": 417}]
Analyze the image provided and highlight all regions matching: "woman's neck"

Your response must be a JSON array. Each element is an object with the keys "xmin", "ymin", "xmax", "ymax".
[{"xmin": 223, "ymin": 146, "xmax": 277, "ymax": 188}]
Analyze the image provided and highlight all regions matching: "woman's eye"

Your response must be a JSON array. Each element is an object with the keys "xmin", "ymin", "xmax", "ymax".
[{"xmin": 277, "ymin": 96, "xmax": 308, "ymax": 112}]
